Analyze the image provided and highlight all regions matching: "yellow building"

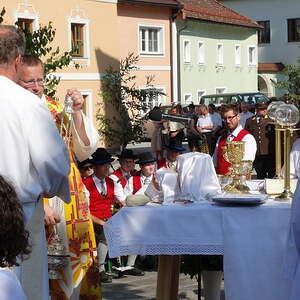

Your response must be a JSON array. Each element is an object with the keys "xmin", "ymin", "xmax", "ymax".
[
  {"xmin": 1, "ymin": 0, "xmax": 118, "ymax": 128},
  {"xmin": 1, "ymin": 0, "xmax": 179, "ymax": 137}
]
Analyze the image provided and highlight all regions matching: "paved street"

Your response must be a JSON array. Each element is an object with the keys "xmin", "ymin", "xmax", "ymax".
[{"xmin": 102, "ymin": 270, "xmax": 225, "ymax": 300}]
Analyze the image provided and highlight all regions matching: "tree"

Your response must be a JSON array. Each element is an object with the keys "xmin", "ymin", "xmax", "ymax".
[
  {"xmin": 97, "ymin": 53, "xmax": 164, "ymax": 149},
  {"xmin": 1, "ymin": 7, "xmax": 79, "ymax": 98},
  {"xmin": 275, "ymin": 63, "xmax": 300, "ymax": 103}
]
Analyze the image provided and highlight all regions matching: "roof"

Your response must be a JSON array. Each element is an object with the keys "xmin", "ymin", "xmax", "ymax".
[
  {"xmin": 118, "ymin": 0, "xmax": 181, "ymax": 8},
  {"xmin": 179, "ymin": 0, "xmax": 261, "ymax": 29},
  {"xmin": 258, "ymin": 63, "xmax": 285, "ymax": 72}
]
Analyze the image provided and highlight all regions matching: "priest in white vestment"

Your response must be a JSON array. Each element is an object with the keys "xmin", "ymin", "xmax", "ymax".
[{"xmin": 0, "ymin": 25, "xmax": 70, "ymax": 300}]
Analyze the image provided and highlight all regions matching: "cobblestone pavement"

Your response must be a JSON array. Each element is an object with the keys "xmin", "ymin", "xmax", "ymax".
[{"xmin": 102, "ymin": 270, "xmax": 225, "ymax": 300}]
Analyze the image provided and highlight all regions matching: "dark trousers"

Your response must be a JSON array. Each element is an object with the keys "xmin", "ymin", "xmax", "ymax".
[{"xmin": 254, "ymin": 154, "xmax": 275, "ymax": 179}]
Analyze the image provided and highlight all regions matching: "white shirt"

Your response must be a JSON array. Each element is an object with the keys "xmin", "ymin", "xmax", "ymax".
[
  {"xmin": 92, "ymin": 174, "xmax": 125, "ymax": 204},
  {"xmin": 0, "ymin": 76, "xmax": 70, "ymax": 222},
  {"xmin": 213, "ymin": 125, "xmax": 257, "ymax": 165},
  {"xmin": 239, "ymin": 111, "xmax": 254, "ymax": 128},
  {"xmin": 196, "ymin": 113, "xmax": 214, "ymax": 133},
  {"xmin": 211, "ymin": 112, "xmax": 222, "ymax": 129},
  {"xmin": 0, "ymin": 269, "xmax": 27, "ymax": 300}
]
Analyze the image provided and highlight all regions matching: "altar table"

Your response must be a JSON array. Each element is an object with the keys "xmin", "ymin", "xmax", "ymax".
[{"xmin": 104, "ymin": 200, "xmax": 292, "ymax": 300}]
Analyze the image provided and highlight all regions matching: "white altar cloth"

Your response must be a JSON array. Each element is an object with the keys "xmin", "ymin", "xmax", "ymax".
[{"xmin": 104, "ymin": 200, "xmax": 292, "ymax": 300}]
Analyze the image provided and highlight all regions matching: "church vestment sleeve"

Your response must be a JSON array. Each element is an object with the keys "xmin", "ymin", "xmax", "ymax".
[
  {"xmin": 71, "ymin": 111, "xmax": 99, "ymax": 161},
  {"xmin": 242, "ymin": 133, "xmax": 257, "ymax": 161},
  {"xmin": 28, "ymin": 102, "xmax": 71, "ymax": 203}
]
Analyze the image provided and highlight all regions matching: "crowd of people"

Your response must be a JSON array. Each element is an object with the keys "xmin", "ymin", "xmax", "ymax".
[{"xmin": 151, "ymin": 100, "xmax": 278, "ymax": 179}]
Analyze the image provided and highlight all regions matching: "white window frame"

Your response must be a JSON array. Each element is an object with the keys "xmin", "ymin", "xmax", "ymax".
[
  {"xmin": 216, "ymin": 43, "xmax": 224, "ymax": 65},
  {"xmin": 79, "ymin": 90, "xmax": 93, "ymax": 118},
  {"xmin": 197, "ymin": 41, "xmax": 205, "ymax": 65},
  {"xmin": 184, "ymin": 93, "xmax": 192, "ymax": 105},
  {"xmin": 138, "ymin": 24, "xmax": 165, "ymax": 57},
  {"xmin": 183, "ymin": 40, "xmax": 191, "ymax": 64},
  {"xmin": 235, "ymin": 44, "xmax": 241, "ymax": 65},
  {"xmin": 215, "ymin": 87, "xmax": 227, "ymax": 94},
  {"xmin": 197, "ymin": 90, "xmax": 206, "ymax": 103},
  {"xmin": 14, "ymin": 9, "xmax": 39, "ymax": 31},
  {"xmin": 248, "ymin": 45, "xmax": 257, "ymax": 66},
  {"xmin": 139, "ymin": 85, "xmax": 166, "ymax": 112},
  {"xmin": 68, "ymin": 17, "xmax": 90, "ymax": 64}
]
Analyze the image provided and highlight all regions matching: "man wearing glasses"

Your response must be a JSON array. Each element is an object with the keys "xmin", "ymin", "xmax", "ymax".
[
  {"xmin": 213, "ymin": 104, "xmax": 257, "ymax": 175},
  {"xmin": 18, "ymin": 55, "xmax": 101, "ymax": 299}
]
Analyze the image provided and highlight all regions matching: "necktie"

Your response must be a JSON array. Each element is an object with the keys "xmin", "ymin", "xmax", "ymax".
[{"xmin": 100, "ymin": 179, "xmax": 106, "ymax": 196}]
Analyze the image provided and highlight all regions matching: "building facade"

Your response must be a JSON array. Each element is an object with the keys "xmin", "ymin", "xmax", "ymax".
[
  {"xmin": 175, "ymin": 0, "xmax": 260, "ymax": 104},
  {"xmin": 117, "ymin": 0, "xmax": 180, "ymax": 109},
  {"xmin": 221, "ymin": 0, "xmax": 300, "ymax": 97}
]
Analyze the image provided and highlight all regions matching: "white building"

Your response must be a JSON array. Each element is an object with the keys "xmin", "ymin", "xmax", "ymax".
[{"xmin": 221, "ymin": 0, "xmax": 300, "ymax": 97}]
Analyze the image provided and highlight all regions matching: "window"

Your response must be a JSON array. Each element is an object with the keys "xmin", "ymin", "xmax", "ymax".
[
  {"xmin": 288, "ymin": 18, "xmax": 300, "ymax": 42},
  {"xmin": 198, "ymin": 41, "xmax": 205, "ymax": 64},
  {"xmin": 235, "ymin": 45, "xmax": 241, "ymax": 65},
  {"xmin": 140, "ymin": 88, "xmax": 165, "ymax": 112},
  {"xmin": 17, "ymin": 18, "xmax": 34, "ymax": 32},
  {"xmin": 257, "ymin": 20, "xmax": 270, "ymax": 44},
  {"xmin": 183, "ymin": 40, "xmax": 191, "ymax": 63},
  {"xmin": 184, "ymin": 94, "xmax": 192, "ymax": 104},
  {"xmin": 216, "ymin": 87, "xmax": 226, "ymax": 94},
  {"xmin": 197, "ymin": 90, "xmax": 206, "ymax": 103},
  {"xmin": 248, "ymin": 46, "xmax": 257, "ymax": 65},
  {"xmin": 217, "ymin": 43, "xmax": 224, "ymax": 65},
  {"xmin": 139, "ymin": 25, "xmax": 164, "ymax": 55},
  {"xmin": 71, "ymin": 23, "xmax": 84, "ymax": 57}
]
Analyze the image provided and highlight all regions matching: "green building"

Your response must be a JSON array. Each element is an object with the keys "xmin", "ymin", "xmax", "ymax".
[{"xmin": 173, "ymin": 0, "xmax": 261, "ymax": 104}]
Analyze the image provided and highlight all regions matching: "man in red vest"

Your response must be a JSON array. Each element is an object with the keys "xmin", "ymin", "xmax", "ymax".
[
  {"xmin": 213, "ymin": 104, "xmax": 257, "ymax": 175},
  {"xmin": 157, "ymin": 139, "xmax": 185, "ymax": 170},
  {"xmin": 83, "ymin": 148, "xmax": 125, "ymax": 283},
  {"xmin": 110, "ymin": 148, "xmax": 137, "ymax": 197}
]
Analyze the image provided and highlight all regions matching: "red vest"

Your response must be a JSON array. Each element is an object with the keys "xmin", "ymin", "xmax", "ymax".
[
  {"xmin": 83, "ymin": 176, "xmax": 114, "ymax": 219},
  {"xmin": 157, "ymin": 159, "xmax": 167, "ymax": 169},
  {"xmin": 132, "ymin": 172, "xmax": 142, "ymax": 195},
  {"xmin": 216, "ymin": 129, "xmax": 250, "ymax": 175}
]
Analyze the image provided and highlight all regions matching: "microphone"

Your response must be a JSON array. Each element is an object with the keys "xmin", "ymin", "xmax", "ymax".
[{"xmin": 148, "ymin": 109, "xmax": 191, "ymax": 124}]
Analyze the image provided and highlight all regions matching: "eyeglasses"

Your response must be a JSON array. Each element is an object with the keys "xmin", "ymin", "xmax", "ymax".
[
  {"xmin": 222, "ymin": 115, "xmax": 238, "ymax": 122},
  {"xmin": 20, "ymin": 79, "xmax": 45, "ymax": 87}
]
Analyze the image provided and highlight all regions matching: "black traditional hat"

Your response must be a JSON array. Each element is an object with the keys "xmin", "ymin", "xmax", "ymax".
[
  {"xmin": 136, "ymin": 152, "xmax": 156, "ymax": 165},
  {"xmin": 117, "ymin": 149, "xmax": 137, "ymax": 160},
  {"xmin": 167, "ymin": 139, "xmax": 186, "ymax": 152},
  {"xmin": 91, "ymin": 148, "xmax": 114, "ymax": 165}
]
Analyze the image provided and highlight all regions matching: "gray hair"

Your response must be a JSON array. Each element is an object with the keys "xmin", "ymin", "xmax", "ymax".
[{"xmin": 0, "ymin": 25, "xmax": 25, "ymax": 65}]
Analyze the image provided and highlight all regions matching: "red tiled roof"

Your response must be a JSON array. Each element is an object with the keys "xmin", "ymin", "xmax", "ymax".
[
  {"xmin": 118, "ymin": 0, "xmax": 181, "ymax": 8},
  {"xmin": 179, "ymin": 0, "xmax": 261, "ymax": 29},
  {"xmin": 258, "ymin": 63, "xmax": 285, "ymax": 72}
]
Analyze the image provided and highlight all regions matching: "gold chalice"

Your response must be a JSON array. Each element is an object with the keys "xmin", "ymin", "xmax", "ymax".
[{"xmin": 222, "ymin": 141, "xmax": 251, "ymax": 193}]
